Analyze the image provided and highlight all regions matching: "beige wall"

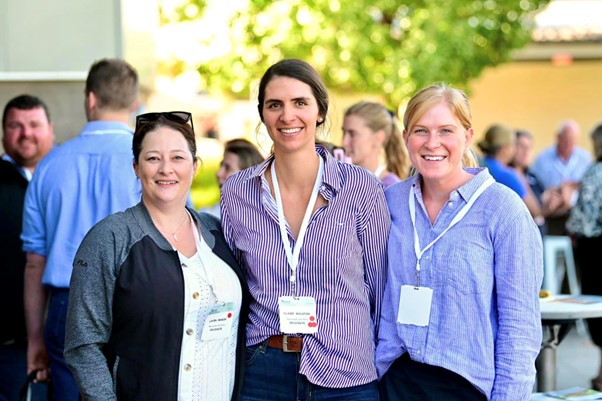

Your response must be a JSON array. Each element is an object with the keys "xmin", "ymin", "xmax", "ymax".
[
  {"xmin": 0, "ymin": 0, "xmax": 158, "ymax": 153},
  {"xmin": 468, "ymin": 59, "xmax": 602, "ymax": 157},
  {"xmin": 0, "ymin": 81, "xmax": 88, "ymax": 145}
]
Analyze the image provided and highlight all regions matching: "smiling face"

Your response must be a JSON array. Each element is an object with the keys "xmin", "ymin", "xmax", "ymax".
[
  {"xmin": 261, "ymin": 76, "xmax": 322, "ymax": 154},
  {"xmin": 341, "ymin": 114, "xmax": 383, "ymax": 169},
  {"xmin": 134, "ymin": 126, "xmax": 197, "ymax": 208},
  {"xmin": 2, "ymin": 107, "xmax": 54, "ymax": 170},
  {"xmin": 405, "ymin": 100, "xmax": 473, "ymax": 187}
]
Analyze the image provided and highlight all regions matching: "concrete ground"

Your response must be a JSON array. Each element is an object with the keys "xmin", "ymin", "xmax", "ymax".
[
  {"xmin": 532, "ymin": 323, "xmax": 601, "ymax": 398},
  {"xmin": 555, "ymin": 325, "xmax": 600, "ymax": 390}
]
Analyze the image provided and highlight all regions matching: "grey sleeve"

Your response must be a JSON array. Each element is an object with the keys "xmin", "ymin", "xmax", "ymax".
[{"xmin": 64, "ymin": 217, "xmax": 123, "ymax": 401}]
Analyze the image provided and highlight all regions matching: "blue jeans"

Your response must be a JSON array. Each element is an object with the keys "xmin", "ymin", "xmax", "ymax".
[
  {"xmin": 0, "ymin": 342, "xmax": 47, "ymax": 401},
  {"xmin": 241, "ymin": 341, "xmax": 379, "ymax": 401},
  {"xmin": 45, "ymin": 289, "xmax": 78, "ymax": 401}
]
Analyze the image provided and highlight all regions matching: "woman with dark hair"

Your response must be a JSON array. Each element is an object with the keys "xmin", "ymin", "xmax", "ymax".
[
  {"xmin": 204, "ymin": 138, "xmax": 264, "ymax": 217},
  {"xmin": 217, "ymin": 139, "xmax": 264, "ymax": 189},
  {"xmin": 220, "ymin": 59, "xmax": 390, "ymax": 400},
  {"xmin": 65, "ymin": 112, "xmax": 249, "ymax": 401}
]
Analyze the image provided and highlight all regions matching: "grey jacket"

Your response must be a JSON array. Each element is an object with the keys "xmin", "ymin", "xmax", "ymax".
[{"xmin": 65, "ymin": 202, "xmax": 248, "ymax": 401}]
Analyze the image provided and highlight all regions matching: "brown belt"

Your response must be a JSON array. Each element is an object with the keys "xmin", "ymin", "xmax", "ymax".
[{"xmin": 267, "ymin": 335, "xmax": 303, "ymax": 352}]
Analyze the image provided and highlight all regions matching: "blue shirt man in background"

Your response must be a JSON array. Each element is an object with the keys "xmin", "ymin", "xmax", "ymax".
[
  {"xmin": 21, "ymin": 58, "xmax": 141, "ymax": 401},
  {"xmin": 531, "ymin": 119, "xmax": 592, "ymax": 235}
]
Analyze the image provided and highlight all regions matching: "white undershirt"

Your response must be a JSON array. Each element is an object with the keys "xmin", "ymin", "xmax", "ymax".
[{"xmin": 176, "ymin": 224, "xmax": 242, "ymax": 401}]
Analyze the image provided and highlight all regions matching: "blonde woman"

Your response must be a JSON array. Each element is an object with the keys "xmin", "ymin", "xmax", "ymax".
[
  {"xmin": 376, "ymin": 84, "xmax": 543, "ymax": 401},
  {"xmin": 342, "ymin": 101, "xmax": 410, "ymax": 188}
]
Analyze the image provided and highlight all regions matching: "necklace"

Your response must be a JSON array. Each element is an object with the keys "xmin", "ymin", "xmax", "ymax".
[{"xmin": 172, "ymin": 211, "xmax": 189, "ymax": 242}]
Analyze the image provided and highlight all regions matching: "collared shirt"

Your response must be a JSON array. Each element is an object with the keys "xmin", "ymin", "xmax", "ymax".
[
  {"xmin": 2, "ymin": 153, "xmax": 32, "ymax": 181},
  {"xmin": 21, "ymin": 121, "xmax": 141, "ymax": 288},
  {"xmin": 380, "ymin": 172, "xmax": 401, "ymax": 189},
  {"xmin": 567, "ymin": 162, "xmax": 602, "ymax": 238},
  {"xmin": 530, "ymin": 145, "xmax": 592, "ymax": 189},
  {"xmin": 376, "ymin": 168, "xmax": 543, "ymax": 401},
  {"xmin": 483, "ymin": 156, "xmax": 526, "ymax": 198},
  {"xmin": 177, "ymin": 233, "xmax": 241, "ymax": 401},
  {"xmin": 220, "ymin": 145, "xmax": 390, "ymax": 388}
]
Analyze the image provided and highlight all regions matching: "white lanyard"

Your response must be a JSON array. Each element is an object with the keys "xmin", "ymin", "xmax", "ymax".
[
  {"xmin": 408, "ymin": 176, "xmax": 494, "ymax": 286},
  {"xmin": 374, "ymin": 164, "xmax": 385, "ymax": 178},
  {"xmin": 189, "ymin": 212, "xmax": 222, "ymax": 304},
  {"xmin": 271, "ymin": 155, "xmax": 324, "ymax": 297}
]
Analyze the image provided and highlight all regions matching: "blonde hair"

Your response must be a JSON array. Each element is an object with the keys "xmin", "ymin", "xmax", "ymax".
[
  {"xmin": 403, "ymin": 83, "xmax": 479, "ymax": 168},
  {"xmin": 344, "ymin": 101, "xmax": 410, "ymax": 178}
]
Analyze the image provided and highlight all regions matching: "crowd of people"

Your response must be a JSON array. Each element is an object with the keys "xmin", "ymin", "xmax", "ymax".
[{"xmin": 0, "ymin": 56, "xmax": 599, "ymax": 401}]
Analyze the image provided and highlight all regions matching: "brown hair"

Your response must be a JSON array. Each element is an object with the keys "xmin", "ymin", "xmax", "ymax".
[
  {"xmin": 86, "ymin": 58, "xmax": 139, "ymax": 112},
  {"xmin": 224, "ymin": 138, "xmax": 264, "ymax": 170},
  {"xmin": 257, "ymin": 59, "xmax": 329, "ymax": 136},
  {"xmin": 133, "ymin": 115, "xmax": 197, "ymax": 164}
]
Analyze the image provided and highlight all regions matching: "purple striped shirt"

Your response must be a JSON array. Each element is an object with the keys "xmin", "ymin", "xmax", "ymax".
[{"xmin": 220, "ymin": 145, "xmax": 390, "ymax": 388}]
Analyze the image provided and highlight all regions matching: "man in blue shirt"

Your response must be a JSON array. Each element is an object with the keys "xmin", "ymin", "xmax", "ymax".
[
  {"xmin": 22, "ymin": 59, "xmax": 141, "ymax": 401},
  {"xmin": 1, "ymin": 94, "xmax": 54, "ymax": 401},
  {"xmin": 531, "ymin": 119, "xmax": 592, "ymax": 235}
]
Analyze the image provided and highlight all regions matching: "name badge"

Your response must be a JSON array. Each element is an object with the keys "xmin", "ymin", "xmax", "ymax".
[
  {"xmin": 397, "ymin": 285, "xmax": 433, "ymax": 327},
  {"xmin": 201, "ymin": 302, "xmax": 235, "ymax": 340},
  {"xmin": 278, "ymin": 296, "xmax": 318, "ymax": 334}
]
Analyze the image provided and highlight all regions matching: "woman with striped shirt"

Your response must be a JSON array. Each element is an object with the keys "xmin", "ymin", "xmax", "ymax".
[{"xmin": 220, "ymin": 59, "xmax": 390, "ymax": 401}]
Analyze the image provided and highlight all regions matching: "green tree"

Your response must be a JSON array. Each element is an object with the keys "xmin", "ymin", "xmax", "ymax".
[{"xmin": 187, "ymin": 0, "xmax": 550, "ymax": 109}]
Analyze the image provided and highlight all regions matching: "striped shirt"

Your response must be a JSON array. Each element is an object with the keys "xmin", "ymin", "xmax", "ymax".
[
  {"xmin": 376, "ymin": 168, "xmax": 543, "ymax": 401},
  {"xmin": 220, "ymin": 145, "xmax": 390, "ymax": 388}
]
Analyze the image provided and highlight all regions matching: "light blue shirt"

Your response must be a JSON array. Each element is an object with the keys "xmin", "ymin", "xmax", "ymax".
[
  {"xmin": 483, "ymin": 156, "xmax": 526, "ymax": 198},
  {"xmin": 530, "ymin": 145, "xmax": 592, "ymax": 189},
  {"xmin": 220, "ymin": 145, "xmax": 390, "ymax": 388},
  {"xmin": 376, "ymin": 168, "xmax": 543, "ymax": 401},
  {"xmin": 21, "ymin": 121, "xmax": 141, "ymax": 288}
]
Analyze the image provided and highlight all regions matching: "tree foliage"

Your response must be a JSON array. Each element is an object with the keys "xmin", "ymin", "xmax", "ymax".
[{"xmin": 188, "ymin": 0, "xmax": 550, "ymax": 109}]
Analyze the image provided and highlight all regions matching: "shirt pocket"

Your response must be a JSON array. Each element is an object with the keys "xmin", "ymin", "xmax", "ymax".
[
  {"xmin": 316, "ymin": 218, "xmax": 360, "ymax": 262},
  {"xmin": 442, "ymin": 245, "xmax": 493, "ymax": 294}
]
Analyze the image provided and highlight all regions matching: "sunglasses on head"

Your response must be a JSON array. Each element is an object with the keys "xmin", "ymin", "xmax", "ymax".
[{"xmin": 135, "ymin": 111, "xmax": 194, "ymax": 132}]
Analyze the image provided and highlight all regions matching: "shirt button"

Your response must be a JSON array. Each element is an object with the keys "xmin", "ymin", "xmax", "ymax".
[
  {"xmin": 186, "ymin": 328, "xmax": 194, "ymax": 336},
  {"xmin": 184, "ymin": 364, "xmax": 192, "ymax": 371},
  {"xmin": 416, "ymin": 350, "xmax": 421, "ymax": 355},
  {"xmin": 193, "ymin": 292, "xmax": 199, "ymax": 299}
]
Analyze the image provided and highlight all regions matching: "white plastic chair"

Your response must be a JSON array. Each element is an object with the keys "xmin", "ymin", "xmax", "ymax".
[
  {"xmin": 542, "ymin": 235, "xmax": 585, "ymax": 335},
  {"xmin": 542, "ymin": 235, "xmax": 579, "ymax": 296}
]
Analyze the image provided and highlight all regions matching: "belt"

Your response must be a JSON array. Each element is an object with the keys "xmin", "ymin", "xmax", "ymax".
[{"xmin": 267, "ymin": 335, "xmax": 303, "ymax": 352}]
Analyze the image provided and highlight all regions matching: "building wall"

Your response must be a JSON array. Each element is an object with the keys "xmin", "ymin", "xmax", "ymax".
[
  {"xmin": 469, "ymin": 58, "xmax": 602, "ymax": 157},
  {"xmin": 0, "ymin": 81, "xmax": 88, "ymax": 144},
  {"xmin": 0, "ymin": 0, "xmax": 157, "ymax": 152}
]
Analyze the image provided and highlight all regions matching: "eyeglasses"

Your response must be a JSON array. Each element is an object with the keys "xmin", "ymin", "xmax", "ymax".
[{"xmin": 135, "ymin": 111, "xmax": 194, "ymax": 132}]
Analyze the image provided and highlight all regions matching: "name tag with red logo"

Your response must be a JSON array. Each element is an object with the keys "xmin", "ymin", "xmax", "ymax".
[
  {"xmin": 201, "ymin": 302, "xmax": 235, "ymax": 340},
  {"xmin": 278, "ymin": 296, "xmax": 318, "ymax": 334}
]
